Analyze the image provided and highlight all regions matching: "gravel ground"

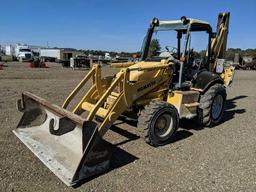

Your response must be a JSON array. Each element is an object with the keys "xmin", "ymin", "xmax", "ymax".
[{"xmin": 0, "ymin": 62, "xmax": 256, "ymax": 192}]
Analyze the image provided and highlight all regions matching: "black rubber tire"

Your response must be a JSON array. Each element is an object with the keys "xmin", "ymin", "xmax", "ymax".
[
  {"xmin": 197, "ymin": 84, "xmax": 226, "ymax": 127},
  {"xmin": 138, "ymin": 101, "xmax": 179, "ymax": 147}
]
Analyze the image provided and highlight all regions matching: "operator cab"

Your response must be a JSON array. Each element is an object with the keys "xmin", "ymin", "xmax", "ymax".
[{"xmin": 141, "ymin": 17, "xmax": 213, "ymax": 89}]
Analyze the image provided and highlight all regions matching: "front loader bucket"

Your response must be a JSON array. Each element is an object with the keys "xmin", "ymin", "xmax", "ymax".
[{"xmin": 13, "ymin": 92, "xmax": 111, "ymax": 186}]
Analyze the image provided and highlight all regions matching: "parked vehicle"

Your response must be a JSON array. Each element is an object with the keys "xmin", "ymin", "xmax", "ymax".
[
  {"xmin": 16, "ymin": 46, "xmax": 33, "ymax": 62},
  {"xmin": 40, "ymin": 48, "xmax": 78, "ymax": 63},
  {"xmin": 5, "ymin": 45, "xmax": 33, "ymax": 61}
]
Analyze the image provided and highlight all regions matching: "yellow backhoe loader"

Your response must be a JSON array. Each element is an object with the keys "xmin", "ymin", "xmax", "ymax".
[{"xmin": 14, "ymin": 12, "xmax": 234, "ymax": 186}]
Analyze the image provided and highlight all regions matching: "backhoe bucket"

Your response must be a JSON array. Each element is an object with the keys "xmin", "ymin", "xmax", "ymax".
[{"xmin": 13, "ymin": 92, "xmax": 111, "ymax": 186}]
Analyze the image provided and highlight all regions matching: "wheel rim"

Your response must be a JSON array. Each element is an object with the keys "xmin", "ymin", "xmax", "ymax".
[
  {"xmin": 154, "ymin": 113, "xmax": 173, "ymax": 138},
  {"xmin": 211, "ymin": 94, "xmax": 223, "ymax": 120}
]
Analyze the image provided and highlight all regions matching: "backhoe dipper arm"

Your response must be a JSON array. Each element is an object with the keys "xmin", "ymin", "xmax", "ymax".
[{"xmin": 209, "ymin": 12, "xmax": 230, "ymax": 71}]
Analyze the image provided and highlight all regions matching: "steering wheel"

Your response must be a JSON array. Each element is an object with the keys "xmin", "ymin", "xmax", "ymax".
[
  {"xmin": 165, "ymin": 46, "xmax": 178, "ymax": 54},
  {"xmin": 158, "ymin": 46, "xmax": 178, "ymax": 58},
  {"xmin": 192, "ymin": 58, "xmax": 203, "ymax": 69}
]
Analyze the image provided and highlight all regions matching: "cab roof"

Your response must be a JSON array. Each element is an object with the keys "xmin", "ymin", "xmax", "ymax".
[{"xmin": 154, "ymin": 18, "xmax": 212, "ymax": 33}]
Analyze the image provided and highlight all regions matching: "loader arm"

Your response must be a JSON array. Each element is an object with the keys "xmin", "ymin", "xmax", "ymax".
[
  {"xmin": 65, "ymin": 63, "xmax": 172, "ymax": 136},
  {"xmin": 14, "ymin": 62, "xmax": 172, "ymax": 186}
]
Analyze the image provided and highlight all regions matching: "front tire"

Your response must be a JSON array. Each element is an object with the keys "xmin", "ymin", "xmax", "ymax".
[
  {"xmin": 197, "ymin": 84, "xmax": 226, "ymax": 127},
  {"xmin": 138, "ymin": 101, "xmax": 179, "ymax": 147}
]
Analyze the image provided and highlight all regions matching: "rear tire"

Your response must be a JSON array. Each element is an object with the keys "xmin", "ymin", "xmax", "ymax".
[
  {"xmin": 138, "ymin": 101, "xmax": 179, "ymax": 147},
  {"xmin": 197, "ymin": 84, "xmax": 226, "ymax": 127}
]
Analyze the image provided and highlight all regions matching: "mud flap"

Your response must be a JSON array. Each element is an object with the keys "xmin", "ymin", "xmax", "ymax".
[{"xmin": 13, "ymin": 92, "xmax": 111, "ymax": 186}]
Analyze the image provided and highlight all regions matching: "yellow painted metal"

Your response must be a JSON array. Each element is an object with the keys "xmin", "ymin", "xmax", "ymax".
[
  {"xmin": 72, "ymin": 85, "xmax": 97, "ymax": 114},
  {"xmin": 86, "ymin": 72, "xmax": 124, "ymax": 121},
  {"xmin": 124, "ymin": 65, "xmax": 171, "ymax": 107},
  {"xmin": 62, "ymin": 65, "xmax": 97, "ymax": 109},
  {"xmin": 69, "ymin": 66, "xmax": 113, "ymax": 114},
  {"xmin": 167, "ymin": 92, "xmax": 183, "ymax": 114},
  {"xmin": 129, "ymin": 62, "xmax": 171, "ymax": 81},
  {"xmin": 61, "ymin": 60, "xmax": 173, "ymax": 138},
  {"xmin": 81, "ymin": 102, "xmax": 108, "ymax": 118},
  {"xmin": 135, "ymin": 88, "xmax": 168, "ymax": 106},
  {"xmin": 97, "ymin": 93, "xmax": 127, "ymax": 136},
  {"xmin": 190, "ymin": 87, "xmax": 203, "ymax": 92},
  {"xmin": 167, "ymin": 90, "xmax": 200, "ymax": 117},
  {"xmin": 221, "ymin": 65, "xmax": 235, "ymax": 86},
  {"xmin": 110, "ymin": 62, "xmax": 135, "ymax": 68},
  {"xmin": 209, "ymin": 12, "xmax": 230, "ymax": 72}
]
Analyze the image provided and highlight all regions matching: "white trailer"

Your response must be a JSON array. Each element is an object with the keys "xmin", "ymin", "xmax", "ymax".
[
  {"xmin": 5, "ymin": 45, "xmax": 15, "ymax": 56},
  {"xmin": 40, "ymin": 49, "xmax": 61, "ymax": 61},
  {"xmin": 40, "ymin": 48, "xmax": 79, "ymax": 62}
]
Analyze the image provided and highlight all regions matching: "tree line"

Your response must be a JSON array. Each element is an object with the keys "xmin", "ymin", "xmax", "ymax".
[
  {"xmin": 51, "ymin": 44, "xmax": 256, "ymax": 60},
  {"xmin": 77, "ymin": 49, "xmax": 139, "ymax": 58},
  {"xmin": 224, "ymin": 48, "xmax": 256, "ymax": 60}
]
